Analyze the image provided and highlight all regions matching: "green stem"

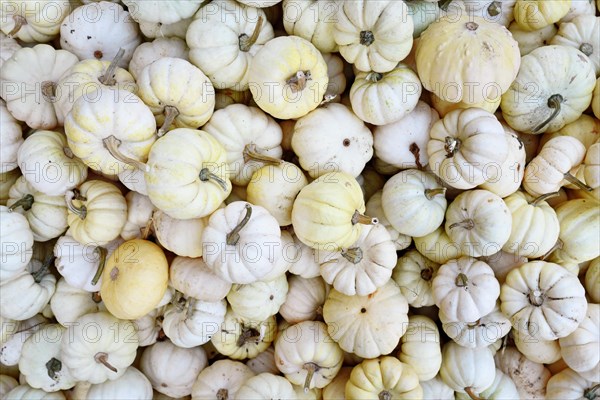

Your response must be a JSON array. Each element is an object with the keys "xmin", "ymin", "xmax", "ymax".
[
  {"xmin": 243, "ymin": 143, "xmax": 282, "ymax": 165},
  {"xmin": 33, "ymin": 255, "xmax": 54, "ymax": 283},
  {"xmin": 65, "ymin": 190, "xmax": 87, "ymax": 220},
  {"xmin": 564, "ymin": 172, "xmax": 593, "ymax": 191},
  {"xmin": 532, "ymin": 94, "xmax": 563, "ymax": 133},
  {"xmin": 8, "ymin": 194, "xmax": 34, "ymax": 212},
  {"xmin": 455, "ymin": 273, "xmax": 468, "ymax": 287},
  {"xmin": 529, "ymin": 191, "xmax": 560, "ymax": 206},
  {"xmin": 341, "ymin": 247, "xmax": 363, "ymax": 264},
  {"xmin": 103, "ymin": 135, "xmax": 149, "ymax": 172},
  {"xmin": 226, "ymin": 204, "xmax": 252, "ymax": 246},
  {"xmin": 424, "ymin": 188, "xmax": 446, "ymax": 200},
  {"xmin": 157, "ymin": 105, "xmax": 179, "ymax": 137},
  {"xmin": 90, "ymin": 247, "xmax": 107, "ymax": 286},
  {"xmin": 199, "ymin": 167, "xmax": 229, "ymax": 191},
  {"xmin": 303, "ymin": 362, "xmax": 318, "ymax": 393},
  {"xmin": 239, "ymin": 16, "xmax": 264, "ymax": 52},
  {"xmin": 98, "ymin": 48, "xmax": 125, "ymax": 86}
]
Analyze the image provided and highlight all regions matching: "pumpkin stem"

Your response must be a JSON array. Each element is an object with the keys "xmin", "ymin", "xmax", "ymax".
[
  {"xmin": 366, "ymin": 72, "xmax": 383, "ymax": 83},
  {"xmin": 467, "ymin": 319, "xmax": 481, "ymax": 329},
  {"xmin": 286, "ymin": 70, "xmax": 311, "ymax": 92},
  {"xmin": 98, "ymin": 48, "xmax": 125, "ymax": 86},
  {"xmin": 157, "ymin": 328, "xmax": 167, "ymax": 342},
  {"xmin": 63, "ymin": 146, "xmax": 74, "ymax": 159},
  {"xmin": 532, "ymin": 94, "xmax": 563, "ymax": 133},
  {"xmin": 319, "ymin": 94, "xmax": 337, "ymax": 106},
  {"xmin": 94, "ymin": 352, "xmax": 117, "ymax": 373},
  {"xmin": 420, "ymin": 267, "xmax": 434, "ymax": 281},
  {"xmin": 580, "ymin": 43, "xmax": 593, "ymax": 57},
  {"xmin": 465, "ymin": 21, "xmax": 479, "ymax": 31},
  {"xmin": 409, "ymin": 142, "xmax": 424, "ymax": 170},
  {"xmin": 8, "ymin": 194, "xmax": 34, "ymax": 212},
  {"xmin": 8, "ymin": 15, "xmax": 26, "ymax": 37},
  {"xmin": 487, "ymin": 1, "xmax": 502, "ymax": 16},
  {"xmin": 563, "ymin": 172, "xmax": 593, "ymax": 192},
  {"xmin": 239, "ymin": 15, "xmax": 264, "ymax": 52},
  {"xmin": 71, "ymin": 382, "xmax": 92, "ymax": 400},
  {"xmin": 92, "ymin": 291, "xmax": 102, "ymax": 303},
  {"xmin": 444, "ymin": 137, "xmax": 461, "ymax": 157},
  {"xmin": 449, "ymin": 219, "xmax": 475, "ymax": 230},
  {"xmin": 541, "ymin": 238, "xmax": 563, "ymax": 260},
  {"xmin": 90, "ymin": 246, "xmax": 107, "ymax": 286},
  {"xmin": 529, "ymin": 289, "xmax": 544, "ymax": 306},
  {"xmin": 243, "ymin": 143, "xmax": 283, "ymax": 165},
  {"xmin": 199, "ymin": 167, "xmax": 229, "ymax": 191},
  {"xmin": 157, "ymin": 105, "xmax": 179, "ymax": 137},
  {"xmin": 302, "ymin": 362, "xmax": 319, "ymax": 393},
  {"xmin": 140, "ymin": 216, "xmax": 154, "ymax": 240},
  {"xmin": 455, "ymin": 272, "xmax": 469, "ymax": 287},
  {"xmin": 216, "ymin": 388, "xmax": 229, "ymax": 400},
  {"xmin": 226, "ymin": 204, "xmax": 252, "ymax": 246},
  {"xmin": 360, "ymin": 31, "xmax": 375, "ymax": 46},
  {"xmin": 102, "ymin": 135, "xmax": 149, "ymax": 172},
  {"xmin": 424, "ymin": 188, "xmax": 446, "ymax": 200},
  {"xmin": 33, "ymin": 255, "xmax": 54, "ymax": 283},
  {"xmin": 45, "ymin": 357, "xmax": 62, "ymax": 381},
  {"xmin": 437, "ymin": 0, "xmax": 453, "ymax": 11},
  {"xmin": 41, "ymin": 81, "xmax": 57, "ymax": 102},
  {"xmin": 584, "ymin": 383, "xmax": 600, "ymax": 400},
  {"xmin": 341, "ymin": 247, "xmax": 363, "ymax": 264},
  {"xmin": 65, "ymin": 190, "xmax": 87, "ymax": 220},
  {"xmin": 351, "ymin": 210, "xmax": 378, "ymax": 226},
  {"xmin": 529, "ymin": 191, "xmax": 560, "ymax": 206},
  {"xmin": 465, "ymin": 387, "xmax": 483, "ymax": 400},
  {"xmin": 378, "ymin": 390, "xmax": 392, "ymax": 400},
  {"xmin": 237, "ymin": 326, "xmax": 261, "ymax": 347}
]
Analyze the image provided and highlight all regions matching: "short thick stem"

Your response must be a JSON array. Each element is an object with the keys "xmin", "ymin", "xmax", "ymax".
[
  {"xmin": 239, "ymin": 16, "xmax": 263, "ymax": 52},
  {"xmin": 341, "ymin": 247, "xmax": 363, "ymax": 264},
  {"xmin": 303, "ymin": 362, "xmax": 319, "ymax": 393},
  {"xmin": 584, "ymin": 383, "xmax": 600, "ymax": 400},
  {"xmin": 564, "ymin": 172, "xmax": 593, "ymax": 191},
  {"xmin": 360, "ymin": 30, "xmax": 374, "ymax": 46},
  {"xmin": 8, "ymin": 15, "xmax": 26, "ymax": 37},
  {"xmin": 530, "ymin": 191, "xmax": 560, "ymax": 206},
  {"xmin": 455, "ymin": 273, "xmax": 469, "ymax": 287},
  {"xmin": 465, "ymin": 387, "xmax": 483, "ymax": 400},
  {"xmin": 103, "ymin": 135, "xmax": 149, "ymax": 172},
  {"xmin": 46, "ymin": 357, "xmax": 62, "ymax": 381},
  {"xmin": 529, "ymin": 289, "xmax": 544, "ymax": 306},
  {"xmin": 438, "ymin": 0, "xmax": 453, "ymax": 11},
  {"xmin": 487, "ymin": 1, "xmax": 501, "ymax": 16},
  {"xmin": 449, "ymin": 219, "xmax": 475, "ymax": 230},
  {"xmin": 8, "ymin": 194, "xmax": 34, "ymax": 212},
  {"xmin": 532, "ymin": 94, "xmax": 563, "ymax": 133},
  {"xmin": 226, "ymin": 204, "xmax": 252, "ymax": 246},
  {"xmin": 465, "ymin": 21, "xmax": 479, "ymax": 31},
  {"xmin": 217, "ymin": 388, "xmax": 229, "ymax": 400},
  {"xmin": 33, "ymin": 255, "xmax": 54, "ymax": 283},
  {"xmin": 351, "ymin": 210, "xmax": 378, "ymax": 226},
  {"xmin": 444, "ymin": 136, "xmax": 461, "ymax": 157},
  {"xmin": 199, "ymin": 167, "xmax": 229, "ymax": 191},
  {"xmin": 65, "ymin": 190, "xmax": 87, "ymax": 220},
  {"xmin": 366, "ymin": 72, "xmax": 383, "ymax": 82},
  {"xmin": 94, "ymin": 352, "xmax": 117, "ymax": 373},
  {"xmin": 421, "ymin": 267, "xmax": 433, "ymax": 281},
  {"xmin": 424, "ymin": 188, "xmax": 446, "ymax": 200},
  {"xmin": 91, "ymin": 247, "xmax": 107, "ymax": 286},
  {"xmin": 98, "ymin": 48, "xmax": 125, "ymax": 86},
  {"xmin": 378, "ymin": 390, "xmax": 392, "ymax": 400},
  {"xmin": 92, "ymin": 292, "xmax": 102, "ymax": 303},
  {"xmin": 41, "ymin": 81, "xmax": 57, "ymax": 102},
  {"xmin": 243, "ymin": 143, "xmax": 282, "ymax": 165},
  {"xmin": 157, "ymin": 105, "xmax": 179, "ymax": 137},
  {"xmin": 580, "ymin": 43, "xmax": 593, "ymax": 57},
  {"xmin": 237, "ymin": 326, "xmax": 261, "ymax": 347},
  {"xmin": 286, "ymin": 70, "xmax": 311, "ymax": 92}
]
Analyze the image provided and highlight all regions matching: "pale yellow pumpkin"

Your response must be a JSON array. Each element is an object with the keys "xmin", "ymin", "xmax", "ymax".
[
  {"xmin": 416, "ymin": 16, "xmax": 520, "ymax": 105},
  {"xmin": 100, "ymin": 239, "xmax": 169, "ymax": 320},
  {"xmin": 593, "ymin": 78, "xmax": 599, "ymax": 119},
  {"xmin": 513, "ymin": 0, "xmax": 572, "ymax": 31},
  {"xmin": 508, "ymin": 20, "xmax": 558, "ymax": 56},
  {"xmin": 550, "ymin": 15, "xmax": 600, "ymax": 75},
  {"xmin": 346, "ymin": 357, "xmax": 422, "ymax": 399},
  {"xmin": 552, "ymin": 199, "xmax": 600, "ymax": 263}
]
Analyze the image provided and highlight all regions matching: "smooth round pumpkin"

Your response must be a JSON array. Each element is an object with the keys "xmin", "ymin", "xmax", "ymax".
[
  {"xmin": 397, "ymin": 315, "xmax": 442, "ymax": 381},
  {"xmin": 439, "ymin": 342, "xmax": 496, "ymax": 396},
  {"xmin": 191, "ymin": 359, "xmax": 254, "ymax": 400},
  {"xmin": 0, "ymin": 205, "xmax": 33, "ymax": 281},
  {"xmin": 100, "ymin": 239, "xmax": 169, "ymax": 320},
  {"xmin": 416, "ymin": 16, "xmax": 520, "ymax": 105}
]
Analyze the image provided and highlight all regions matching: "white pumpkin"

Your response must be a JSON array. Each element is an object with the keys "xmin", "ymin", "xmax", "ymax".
[
  {"xmin": 559, "ymin": 303, "xmax": 599, "ymax": 379},
  {"xmin": 373, "ymin": 101, "xmax": 439, "ymax": 170},
  {"xmin": 120, "ymin": 192, "xmax": 154, "ymax": 240},
  {"xmin": 413, "ymin": 226, "xmax": 462, "ymax": 265},
  {"xmin": 333, "ymin": 0, "xmax": 414, "ymax": 73},
  {"xmin": 4, "ymin": 384, "xmax": 65, "ymax": 400},
  {"xmin": 274, "ymin": 321, "xmax": 343, "ymax": 390},
  {"xmin": 136, "ymin": 57, "xmax": 216, "ymax": 135},
  {"xmin": 60, "ymin": 311, "xmax": 138, "ymax": 384},
  {"xmin": 512, "ymin": 331, "xmax": 562, "ymax": 364},
  {"xmin": 227, "ymin": 275, "xmax": 288, "ymax": 321},
  {"xmin": 187, "ymin": 0, "xmax": 274, "ymax": 91},
  {"xmin": 169, "ymin": 256, "xmax": 232, "ymax": 302},
  {"xmin": 455, "ymin": 368, "xmax": 519, "ymax": 400},
  {"xmin": 440, "ymin": 303, "xmax": 511, "ymax": 349},
  {"xmin": 152, "ymin": 211, "xmax": 207, "ymax": 258},
  {"xmin": 508, "ymin": 20, "xmax": 558, "ymax": 56},
  {"xmin": 0, "ymin": 100, "xmax": 22, "ymax": 174},
  {"xmin": 202, "ymin": 104, "xmax": 283, "ymax": 186},
  {"xmin": 162, "ymin": 294, "xmax": 227, "ymax": 348},
  {"xmin": 123, "ymin": 0, "xmax": 203, "ymax": 24},
  {"xmin": 421, "ymin": 375, "xmax": 455, "ymax": 400},
  {"xmin": 279, "ymin": 275, "xmax": 329, "ymax": 324},
  {"xmin": 392, "ymin": 249, "xmax": 439, "ymax": 308},
  {"xmin": 439, "ymin": 342, "xmax": 496, "ymax": 396},
  {"xmin": 202, "ymin": 201, "xmax": 282, "ymax": 284},
  {"xmin": 282, "ymin": 0, "xmax": 339, "ymax": 53},
  {"xmin": 0, "ymin": 0, "xmax": 73, "ymax": 43},
  {"xmin": 140, "ymin": 340, "xmax": 207, "ymax": 398},
  {"xmin": 432, "ymin": 256, "xmax": 500, "ymax": 323},
  {"xmin": 551, "ymin": 15, "xmax": 600, "ymax": 75},
  {"xmin": 547, "ymin": 368, "xmax": 599, "ymax": 400},
  {"xmin": 292, "ymin": 103, "xmax": 373, "ymax": 179},
  {"xmin": 128, "ymin": 37, "xmax": 189, "ymax": 80},
  {"xmin": 381, "ymin": 169, "xmax": 447, "ymax": 237},
  {"xmin": 0, "ymin": 205, "xmax": 34, "ymax": 281},
  {"xmin": 0, "ymin": 32, "xmax": 21, "ymax": 68},
  {"xmin": 191, "ymin": 359, "xmax": 255, "ymax": 400},
  {"xmin": 138, "ymin": 16, "xmax": 192, "ymax": 40},
  {"xmin": 1, "ymin": 315, "xmax": 47, "ymax": 367},
  {"xmin": 19, "ymin": 324, "xmax": 75, "ymax": 392},
  {"xmin": 585, "ymin": 257, "xmax": 600, "ymax": 302},
  {"xmin": 0, "ymin": 258, "xmax": 56, "ymax": 321},
  {"xmin": 322, "ymin": 280, "xmax": 409, "ymax": 359},
  {"xmin": 318, "ymin": 223, "xmax": 397, "ymax": 296},
  {"xmin": 397, "ymin": 315, "xmax": 442, "ymax": 381},
  {"xmin": 16, "ymin": 130, "xmax": 88, "ymax": 197},
  {"xmin": 350, "ymin": 64, "xmax": 422, "ymax": 126},
  {"xmin": 60, "ymin": 2, "xmax": 142, "ymax": 68},
  {"xmin": 1, "ymin": 169, "xmax": 21, "ymax": 207},
  {"xmin": 0, "ymin": 44, "xmax": 78, "ymax": 129},
  {"xmin": 0, "ymin": 374, "xmax": 18, "ymax": 398},
  {"xmin": 235, "ymin": 373, "xmax": 295, "ymax": 400},
  {"xmin": 500, "ymin": 261, "xmax": 588, "ymax": 340},
  {"xmin": 287, "ymin": 232, "xmax": 321, "ymax": 279},
  {"xmin": 132, "ymin": 306, "xmax": 166, "ymax": 347},
  {"xmin": 494, "ymin": 347, "xmax": 550, "ymax": 399},
  {"xmin": 245, "ymin": 346, "xmax": 279, "ymax": 375},
  {"xmin": 365, "ymin": 191, "xmax": 412, "ymax": 251},
  {"xmin": 49, "ymin": 278, "xmax": 105, "ymax": 327},
  {"xmin": 87, "ymin": 366, "xmax": 153, "ymax": 400}
]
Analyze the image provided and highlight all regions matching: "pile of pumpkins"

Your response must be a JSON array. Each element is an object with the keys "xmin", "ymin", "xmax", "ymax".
[{"xmin": 1, "ymin": 0, "xmax": 599, "ymax": 398}]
